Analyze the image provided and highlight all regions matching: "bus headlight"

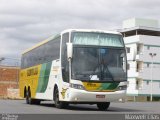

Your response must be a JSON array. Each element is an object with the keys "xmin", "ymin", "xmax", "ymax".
[
  {"xmin": 117, "ymin": 85, "xmax": 127, "ymax": 90},
  {"xmin": 70, "ymin": 83, "xmax": 85, "ymax": 90}
]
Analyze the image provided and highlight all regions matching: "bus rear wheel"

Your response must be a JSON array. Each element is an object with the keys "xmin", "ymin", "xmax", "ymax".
[
  {"xmin": 54, "ymin": 88, "xmax": 68, "ymax": 109},
  {"xmin": 26, "ymin": 90, "xmax": 32, "ymax": 104},
  {"xmin": 26, "ymin": 90, "xmax": 40, "ymax": 105},
  {"xmin": 97, "ymin": 102, "xmax": 110, "ymax": 111}
]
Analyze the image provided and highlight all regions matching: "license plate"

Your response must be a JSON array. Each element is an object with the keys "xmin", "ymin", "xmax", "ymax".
[{"xmin": 96, "ymin": 95, "xmax": 105, "ymax": 98}]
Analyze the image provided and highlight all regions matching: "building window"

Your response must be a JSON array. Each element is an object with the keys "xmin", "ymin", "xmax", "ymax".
[
  {"xmin": 137, "ymin": 63, "xmax": 139, "ymax": 72},
  {"xmin": 126, "ymin": 47, "xmax": 130, "ymax": 53},
  {"xmin": 136, "ymin": 79, "xmax": 143, "ymax": 89},
  {"xmin": 146, "ymin": 81, "xmax": 149, "ymax": 85},
  {"xmin": 137, "ymin": 44, "xmax": 143, "ymax": 54},
  {"xmin": 127, "ymin": 63, "xmax": 130, "ymax": 70},
  {"xmin": 136, "ymin": 80, "xmax": 139, "ymax": 86},
  {"xmin": 136, "ymin": 62, "xmax": 143, "ymax": 72}
]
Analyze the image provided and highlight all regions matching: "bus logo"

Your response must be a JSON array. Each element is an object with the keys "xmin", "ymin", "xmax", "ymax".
[{"xmin": 61, "ymin": 88, "xmax": 68, "ymax": 99}]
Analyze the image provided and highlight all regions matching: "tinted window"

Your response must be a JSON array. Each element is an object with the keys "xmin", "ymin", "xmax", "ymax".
[
  {"xmin": 61, "ymin": 33, "xmax": 69, "ymax": 82},
  {"xmin": 21, "ymin": 36, "xmax": 61, "ymax": 69}
]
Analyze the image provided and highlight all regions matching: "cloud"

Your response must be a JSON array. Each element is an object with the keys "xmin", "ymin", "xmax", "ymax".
[{"xmin": 0, "ymin": 0, "xmax": 159, "ymax": 60}]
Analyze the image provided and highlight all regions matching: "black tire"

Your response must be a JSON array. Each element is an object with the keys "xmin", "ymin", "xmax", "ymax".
[
  {"xmin": 26, "ymin": 90, "xmax": 32, "ymax": 104},
  {"xmin": 26, "ymin": 90, "xmax": 40, "ymax": 105},
  {"xmin": 54, "ymin": 88, "xmax": 68, "ymax": 109},
  {"xmin": 97, "ymin": 102, "xmax": 110, "ymax": 111},
  {"xmin": 32, "ymin": 99, "xmax": 41, "ymax": 105},
  {"xmin": 36, "ymin": 100, "xmax": 41, "ymax": 105}
]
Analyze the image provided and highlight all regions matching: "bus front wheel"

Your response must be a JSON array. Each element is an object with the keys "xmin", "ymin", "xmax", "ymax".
[
  {"xmin": 54, "ymin": 88, "xmax": 68, "ymax": 109},
  {"xmin": 97, "ymin": 102, "xmax": 110, "ymax": 111}
]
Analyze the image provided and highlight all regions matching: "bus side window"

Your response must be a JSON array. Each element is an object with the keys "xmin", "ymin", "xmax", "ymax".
[{"xmin": 62, "ymin": 33, "xmax": 69, "ymax": 83}]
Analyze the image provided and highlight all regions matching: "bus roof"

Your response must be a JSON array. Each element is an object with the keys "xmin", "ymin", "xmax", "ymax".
[
  {"xmin": 61, "ymin": 29, "xmax": 121, "ymax": 35},
  {"xmin": 22, "ymin": 29, "xmax": 122, "ymax": 55}
]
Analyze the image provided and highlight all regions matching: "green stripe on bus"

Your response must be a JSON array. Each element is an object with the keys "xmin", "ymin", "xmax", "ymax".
[
  {"xmin": 107, "ymin": 83, "xmax": 119, "ymax": 89},
  {"xmin": 36, "ymin": 62, "xmax": 52, "ymax": 93},
  {"xmin": 97, "ymin": 83, "xmax": 119, "ymax": 90}
]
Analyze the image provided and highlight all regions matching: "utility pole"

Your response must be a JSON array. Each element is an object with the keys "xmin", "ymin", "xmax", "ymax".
[{"xmin": 149, "ymin": 53, "xmax": 156, "ymax": 102}]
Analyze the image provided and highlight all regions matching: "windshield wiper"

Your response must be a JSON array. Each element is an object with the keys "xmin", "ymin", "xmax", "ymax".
[{"xmin": 103, "ymin": 64, "xmax": 115, "ymax": 82}]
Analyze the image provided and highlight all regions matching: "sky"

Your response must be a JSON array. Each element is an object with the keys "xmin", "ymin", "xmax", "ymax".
[{"xmin": 0, "ymin": 0, "xmax": 160, "ymax": 64}]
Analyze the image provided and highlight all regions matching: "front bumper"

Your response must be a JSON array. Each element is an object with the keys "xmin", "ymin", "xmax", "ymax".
[{"xmin": 66, "ymin": 88, "xmax": 126, "ymax": 102}]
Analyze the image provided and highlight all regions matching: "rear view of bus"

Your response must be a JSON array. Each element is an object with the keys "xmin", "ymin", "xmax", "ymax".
[{"xmin": 60, "ymin": 30, "xmax": 127, "ymax": 110}]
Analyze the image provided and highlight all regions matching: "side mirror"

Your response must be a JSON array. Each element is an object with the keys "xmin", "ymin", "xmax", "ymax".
[
  {"xmin": 120, "ymin": 53, "xmax": 125, "ymax": 58},
  {"xmin": 66, "ymin": 43, "xmax": 73, "ymax": 59}
]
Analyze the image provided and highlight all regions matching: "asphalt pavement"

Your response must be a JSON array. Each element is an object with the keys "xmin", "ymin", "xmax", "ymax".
[{"xmin": 0, "ymin": 99, "xmax": 160, "ymax": 114}]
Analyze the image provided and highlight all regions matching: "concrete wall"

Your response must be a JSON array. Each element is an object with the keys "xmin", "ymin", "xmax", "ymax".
[
  {"xmin": 0, "ymin": 83, "xmax": 17, "ymax": 97},
  {"xmin": 127, "ymin": 78, "xmax": 138, "ymax": 95},
  {"xmin": 124, "ymin": 34, "xmax": 160, "ymax": 97},
  {"xmin": 123, "ymin": 18, "xmax": 159, "ymax": 29},
  {"xmin": 139, "ymin": 80, "xmax": 160, "ymax": 96}
]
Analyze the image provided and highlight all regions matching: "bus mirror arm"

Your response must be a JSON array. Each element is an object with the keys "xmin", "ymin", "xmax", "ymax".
[{"xmin": 66, "ymin": 43, "xmax": 73, "ymax": 59}]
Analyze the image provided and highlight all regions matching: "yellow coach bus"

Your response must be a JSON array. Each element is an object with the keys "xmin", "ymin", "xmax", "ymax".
[{"xmin": 19, "ymin": 29, "xmax": 127, "ymax": 110}]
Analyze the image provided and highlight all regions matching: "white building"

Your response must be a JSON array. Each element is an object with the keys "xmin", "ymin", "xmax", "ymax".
[{"xmin": 120, "ymin": 18, "xmax": 160, "ymax": 101}]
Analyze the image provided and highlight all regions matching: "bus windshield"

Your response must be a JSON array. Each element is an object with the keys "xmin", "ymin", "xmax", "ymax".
[{"xmin": 71, "ymin": 47, "xmax": 127, "ymax": 82}]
